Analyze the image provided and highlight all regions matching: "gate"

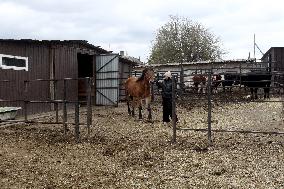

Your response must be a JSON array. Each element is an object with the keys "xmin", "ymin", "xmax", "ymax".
[
  {"xmin": 95, "ymin": 54, "xmax": 119, "ymax": 106},
  {"xmin": 169, "ymin": 61, "xmax": 284, "ymax": 144}
]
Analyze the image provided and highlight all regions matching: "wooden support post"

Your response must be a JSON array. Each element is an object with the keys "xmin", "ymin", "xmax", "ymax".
[
  {"xmin": 24, "ymin": 81, "xmax": 28, "ymax": 122},
  {"xmin": 63, "ymin": 79, "xmax": 67, "ymax": 135},
  {"xmin": 239, "ymin": 62, "xmax": 242, "ymax": 90},
  {"xmin": 207, "ymin": 71, "xmax": 213, "ymax": 146},
  {"xmin": 180, "ymin": 64, "xmax": 184, "ymax": 93},
  {"xmin": 156, "ymin": 73, "xmax": 160, "ymax": 95},
  {"xmin": 172, "ymin": 75, "xmax": 177, "ymax": 143},
  {"xmin": 54, "ymin": 80, "xmax": 59, "ymax": 123},
  {"xmin": 75, "ymin": 100, "xmax": 80, "ymax": 142},
  {"xmin": 86, "ymin": 77, "xmax": 92, "ymax": 136},
  {"xmin": 151, "ymin": 81, "xmax": 154, "ymax": 102}
]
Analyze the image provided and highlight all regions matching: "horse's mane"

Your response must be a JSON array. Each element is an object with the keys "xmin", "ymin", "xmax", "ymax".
[{"xmin": 136, "ymin": 68, "xmax": 151, "ymax": 82}]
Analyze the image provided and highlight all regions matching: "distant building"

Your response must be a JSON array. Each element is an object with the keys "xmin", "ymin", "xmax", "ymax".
[
  {"xmin": 261, "ymin": 47, "xmax": 284, "ymax": 86},
  {"xmin": 136, "ymin": 59, "xmax": 265, "ymax": 78}
]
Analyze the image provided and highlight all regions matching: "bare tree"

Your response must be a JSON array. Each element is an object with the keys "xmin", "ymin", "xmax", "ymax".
[{"xmin": 148, "ymin": 15, "xmax": 225, "ymax": 64}]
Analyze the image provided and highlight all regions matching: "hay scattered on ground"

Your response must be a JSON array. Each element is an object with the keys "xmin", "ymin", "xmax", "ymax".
[{"xmin": 0, "ymin": 98, "xmax": 283, "ymax": 188}]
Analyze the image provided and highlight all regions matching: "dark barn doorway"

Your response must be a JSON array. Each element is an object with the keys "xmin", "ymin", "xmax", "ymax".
[{"xmin": 77, "ymin": 53, "xmax": 94, "ymax": 102}]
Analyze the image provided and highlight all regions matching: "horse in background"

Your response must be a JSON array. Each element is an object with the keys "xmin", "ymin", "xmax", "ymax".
[
  {"xmin": 124, "ymin": 67, "xmax": 155, "ymax": 121},
  {"xmin": 211, "ymin": 74, "xmax": 222, "ymax": 93},
  {"xmin": 192, "ymin": 74, "xmax": 207, "ymax": 93}
]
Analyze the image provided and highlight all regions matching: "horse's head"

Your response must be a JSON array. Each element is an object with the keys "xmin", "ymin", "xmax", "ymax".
[{"xmin": 140, "ymin": 67, "xmax": 155, "ymax": 83}]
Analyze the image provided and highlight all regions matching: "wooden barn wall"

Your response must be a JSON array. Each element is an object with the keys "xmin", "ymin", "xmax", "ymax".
[
  {"xmin": 273, "ymin": 48, "xmax": 284, "ymax": 71},
  {"xmin": 53, "ymin": 46, "xmax": 78, "ymax": 103},
  {"xmin": 0, "ymin": 42, "xmax": 50, "ymax": 115},
  {"xmin": 272, "ymin": 48, "xmax": 284, "ymax": 85}
]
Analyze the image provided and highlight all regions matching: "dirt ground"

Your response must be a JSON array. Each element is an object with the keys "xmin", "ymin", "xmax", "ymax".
[{"xmin": 0, "ymin": 98, "xmax": 284, "ymax": 188}]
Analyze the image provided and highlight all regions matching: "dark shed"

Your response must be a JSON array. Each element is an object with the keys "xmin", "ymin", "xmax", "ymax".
[
  {"xmin": 261, "ymin": 47, "xmax": 284, "ymax": 85},
  {"xmin": 0, "ymin": 39, "xmax": 140, "ymax": 115},
  {"xmin": 0, "ymin": 39, "xmax": 142, "ymax": 114}
]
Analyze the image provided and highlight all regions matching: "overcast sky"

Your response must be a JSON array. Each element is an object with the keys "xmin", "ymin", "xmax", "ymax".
[{"xmin": 0, "ymin": 0, "xmax": 283, "ymax": 63}]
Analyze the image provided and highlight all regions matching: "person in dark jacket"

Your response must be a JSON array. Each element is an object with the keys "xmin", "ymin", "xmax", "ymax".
[{"xmin": 156, "ymin": 71, "xmax": 177, "ymax": 124}]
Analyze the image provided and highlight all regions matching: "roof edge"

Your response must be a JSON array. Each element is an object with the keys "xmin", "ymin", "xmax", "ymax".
[{"xmin": 0, "ymin": 39, "xmax": 110, "ymax": 54}]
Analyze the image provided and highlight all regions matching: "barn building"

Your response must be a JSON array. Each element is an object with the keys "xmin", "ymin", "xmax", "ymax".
[
  {"xmin": 261, "ymin": 47, "xmax": 284, "ymax": 86},
  {"xmin": 0, "ymin": 39, "xmax": 141, "ymax": 115}
]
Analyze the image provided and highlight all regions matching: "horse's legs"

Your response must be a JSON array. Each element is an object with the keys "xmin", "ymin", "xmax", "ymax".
[
  {"xmin": 202, "ymin": 82, "xmax": 207, "ymax": 94},
  {"xmin": 250, "ymin": 88, "xmax": 254, "ymax": 100},
  {"xmin": 145, "ymin": 97, "xmax": 152, "ymax": 121},
  {"xmin": 194, "ymin": 83, "xmax": 198, "ymax": 93},
  {"xmin": 132, "ymin": 106, "xmax": 135, "ymax": 116},
  {"xmin": 131, "ymin": 100, "xmax": 135, "ymax": 117},
  {"xmin": 230, "ymin": 85, "xmax": 233, "ymax": 92},
  {"xmin": 129, "ymin": 97, "xmax": 135, "ymax": 117},
  {"xmin": 126, "ymin": 94, "xmax": 135, "ymax": 116},
  {"xmin": 254, "ymin": 88, "xmax": 258, "ymax": 99},
  {"xmin": 264, "ymin": 87, "xmax": 269, "ymax": 99},
  {"xmin": 138, "ymin": 104, "xmax": 142, "ymax": 120},
  {"xmin": 127, "ymin": 95, "xmax": 131, "ymax": 115},
  {"xmin": 127, "ymin": 101, "xmax": 131, "ymax": 115},
  {"xmin": 199, "ymin": 83, "xmax": 204, "ymax": 94}
]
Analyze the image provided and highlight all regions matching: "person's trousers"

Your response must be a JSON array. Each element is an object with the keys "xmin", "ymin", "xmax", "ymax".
[{"xmin": 162, "ymin": 97, "xmax": 172, "ymax": 122}]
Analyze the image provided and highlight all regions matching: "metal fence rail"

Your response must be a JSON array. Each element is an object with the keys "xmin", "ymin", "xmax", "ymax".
[
  {"xmin": 0, "ymin": 77, "xmax": 93, "ymax": 142},
  {"xmin": 170, "ymin": 67, "xmax": 284, "ymax": 145}
]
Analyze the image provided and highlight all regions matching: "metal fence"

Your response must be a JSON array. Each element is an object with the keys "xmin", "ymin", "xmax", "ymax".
[
  {"xmin": 169, "ymin": 66, "xmax": 284, "ymax": 145},
  {"xmin": 0, "ymin": 77, "xmax": 93, "ymax": 142}
]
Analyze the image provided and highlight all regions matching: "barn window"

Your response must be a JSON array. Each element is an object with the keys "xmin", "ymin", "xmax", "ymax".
[{"xmin": 0, "ymin": 54, "xmax": 28, "ymax": 71}]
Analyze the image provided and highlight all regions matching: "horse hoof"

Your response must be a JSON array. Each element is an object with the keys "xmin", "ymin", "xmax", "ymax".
[{"xmin": 146, "ymin": 120, "xmax": 153, "ymax": 123}]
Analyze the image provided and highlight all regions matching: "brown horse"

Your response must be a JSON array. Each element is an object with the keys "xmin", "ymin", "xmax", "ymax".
[
  {"xmin": 125, "ymin": 67, "xmax": 155, "ymax": 120},
  {"xmin": 192, "ymin": 75, "xmax": 207, "ymax": 93}
]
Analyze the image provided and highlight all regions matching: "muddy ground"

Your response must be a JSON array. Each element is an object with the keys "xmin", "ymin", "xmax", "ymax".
[{"xmin": 0, "ymin": 98, "xmax": 284, "ymax": 188}]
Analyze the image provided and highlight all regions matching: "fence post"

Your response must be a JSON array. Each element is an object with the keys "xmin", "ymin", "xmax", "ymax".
[
  {"xmin": 239, "ymin": 62, "xmax": 242, "ymax": 90},
  {"xmin": 63, "ymin": 79, "xmax": 68, "ymax": 135},
  {"xmin": 75, "ymin": 99, "xmax": 80, "ymax": 142},
  {"xmin": 54, "ymin": 80, "xmax": 59, "ymax": 123},
  {"xmin": 180, "ymin": 64, "xmax": 184, "ymax": 93},
  {"xmin": 156, "ymin": 73, "xmax": 160, "ymax": 95},
  {"xmin": 86, "ymin": 77, "xmax": 92, "ymax": 136},
  {"xmin": 151, "ymin": 81, "xmax": 154, "ymax": 101},
  {"xmin": 172, "ymin": 75, "xmax": 177, "ymax": 143},
  {"xmin": 207, "ymin": 71, "xmax": 213, "ymax": 146},
  {"xmin": 282, "ymin": 90, "xmax": 284, "ymax": 121}
]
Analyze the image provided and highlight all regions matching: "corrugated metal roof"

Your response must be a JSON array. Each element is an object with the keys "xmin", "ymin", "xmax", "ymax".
[
  {"xmin": 0, "ymin": 39, "xmax": 110, "ymax": 54},
  {"xmin": 0, "ymin": 39, "xmax": 144, "ymax": 65},
  {"xmin": 138, "ymin": 59, "xmax": 256, "ymax": 68},
  {"xmin": 119, "ymin": 55, "xmax": 144, "ymax": 66},
  {"xmin": 261, "ymin": 47, "xmax": 284, "ymax": 60}
]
